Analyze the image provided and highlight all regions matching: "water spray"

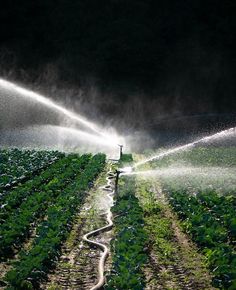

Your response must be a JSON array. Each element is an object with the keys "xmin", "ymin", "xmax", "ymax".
[
  {"xmin": 114, "ymin": 166, "xmax": 133, "ymax": 193},
  {"xmin": 131, "ymin": 127, "xmax": 236, "ymax": 169},
  {"xmin": 0, "ymin": 78, "xmax": 122, "ymax": 147}
]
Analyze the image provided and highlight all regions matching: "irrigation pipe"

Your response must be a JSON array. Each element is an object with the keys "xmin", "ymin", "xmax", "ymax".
[{"xmin": 82, "ymin": 170, "xmax": 115, "ymax": 290}]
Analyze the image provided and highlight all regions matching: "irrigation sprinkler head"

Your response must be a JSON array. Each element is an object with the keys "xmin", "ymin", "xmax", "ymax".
[
  {"xmin": 115, "ymin": 168, "xmax": 133, "ymax": 177},
  {"xmin": 114, "ymin": 167, "xmax": 133, "ymax": 194},
  {"xmin": 115, "ymin": 169, "xmax": 121, "ymax": 176}
]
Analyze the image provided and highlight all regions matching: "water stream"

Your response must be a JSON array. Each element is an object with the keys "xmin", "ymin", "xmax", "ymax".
[
  {"xmin": 131, "ymin": 127, "xmax": 236, "ymax": 169},
  {"xmin": 0, "ymin": 78, "xmax": 121, "ymax": 147}
]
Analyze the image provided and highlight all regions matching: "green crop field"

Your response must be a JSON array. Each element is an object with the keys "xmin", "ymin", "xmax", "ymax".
[
  {"xmin": 1, "ymin": 2, "xmax": 236, "ymax": 288},
  {"xmin": 0, "ymin": 149, "xmax": 106, "ymax": 289},
  {"xmin": 143, "ymin": 147, "xmax": 236, "ymax": 290},
  {"xmin": 0, "ymin": 147, "xmax": 235, "ymax": 290}
]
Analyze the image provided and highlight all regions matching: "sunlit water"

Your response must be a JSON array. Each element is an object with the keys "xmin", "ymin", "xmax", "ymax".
[
  {"xmin": 132, "ymin": 127, "xmax": 236, "ymax": 169},
  {"xmin": 0, "ymin": 78, "xmax": 123, "ymax": 147},
  {"xmin": 0, "ymin": 125, "xmax": 123, "ymax": 158},
  {"xmin": 121, "ymin": 127, "xmax": 236, "ymax": 194},
  {"xmin": 121, "ymin": 166, "xmax": 236, "ymax": 194}
]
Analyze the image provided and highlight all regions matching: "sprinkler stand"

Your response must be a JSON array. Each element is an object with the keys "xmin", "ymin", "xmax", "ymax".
[
  {"xmin": 118, "ymin": 144, "xmax": 123, "ymax": 160},
  {"xmin": 115, "ymin": 170, "xmax": 121, "ymax": 194}
]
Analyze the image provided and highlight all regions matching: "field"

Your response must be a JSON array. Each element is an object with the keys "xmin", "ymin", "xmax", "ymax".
[
  {"xmin": 0, "ymin": 147, "xmax": 236, "ymax": 290},
  {"xmin": 134, "ymin": 147, "xmax": 236, "ymax": 289}
]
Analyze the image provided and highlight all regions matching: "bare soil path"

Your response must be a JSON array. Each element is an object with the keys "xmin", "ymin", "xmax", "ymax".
[{"xmin": 136, "ymin": 176, "xmax": 217, "ymax": 290}]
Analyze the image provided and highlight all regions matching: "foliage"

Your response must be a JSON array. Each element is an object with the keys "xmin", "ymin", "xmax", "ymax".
[
  {"xmin": 145, "ymin": 147, "xmax": 236, "ymax": 288},
  {"xmin": 4, "ymin": 154, "xmax": 106, "ymax": 289},
  {"xmin": 0, "ymin": 154, "xmax": 91, "ymax": 258},
  {"xmin": 0, "ymin": 154, "xmax": 80, "ymax": 221},
  {"xmin": 120, "ymin": 153, "xmax": 133, "ymax": 163},
  {"xmin": 0, "ymin": 148, "xmax": 64, "ymax": 189},
  {"xmin": 197, "ymin": 191, "xmax": 236, "ymax": 243},
  {"xmin": 167, "ymin": 189, "xmax": 236, "ymax": 289},
  {"xmin": 136, "ymin": 181, "xmax": 175, "ymax": 260}
]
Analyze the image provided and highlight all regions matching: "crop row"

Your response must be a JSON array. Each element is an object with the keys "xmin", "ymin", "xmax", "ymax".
[
  {"xmin": 106, "ymin": 175, "xmax": 148, "ymax": 290},
  {"xmin": 0, "ymin": 154, "xmax": 81, "ymax": 222},
  {"xmin": 0, "ymin": 154, "xmax": 91, "ymax": 258},
  {"xmin": 165, "ymin": 186, "xmax": 236, "ymax": 246},
  {"xmin": 167, "ymin": 189, "xmax": 236, "ymax": 289},
  {"xmin": 4, "ymin": 153, "xmax": 106, "ymax": 289},
  {"xmin": 197, "ymin": 191, "xmax": 236, "ymax": 243},
  {"xmin": 0, "ymin": 148, "xmax": 64, "ymax": 189},
  {"xmin": 136, "ymin": 179, "xmax": 176, "ymax": 261}
]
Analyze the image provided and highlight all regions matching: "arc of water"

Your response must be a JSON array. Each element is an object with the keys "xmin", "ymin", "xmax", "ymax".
[
  {"xmin": 43, "ymin": 125, "xmax": 121, "ymax": 148},
  {"xmin": 133, "ymin": 127, "xmax": 236, "ymax": 168},
  {"xmin": 121, "ymin": 166, "xmax": 235, "ymax": 177},
  {"xmin": 0, "ymin": 78, "xmax": 117, "ymax": 145}
]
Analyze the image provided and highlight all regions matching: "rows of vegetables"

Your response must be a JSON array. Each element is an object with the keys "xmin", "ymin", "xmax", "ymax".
[
  {"xmin": 147, "ymin": 147, "xmax": 236, "ymax": 289},
  {"xmin": 0, "ymin": 154, "xmax": 90, "ymax": 258},
  {"xmin": 0, "ymin": 151, "xmax": 106, "ymax": 289},
  {"xmin": 107, "ymin": 148, "xmax": 236, "ymax": 289},
  {"xmin": 106, "ymin": 175, "xmax": 148, "ymax": 290},
  {"xmin": 0, "ymin": 148, "xmax": 64, "ymax": 190},
  {"xmin": 165, "ymin": 186, "xmax": 236, "ymax": 289},
  {"xmin": 0, "ymin": 154, "xmax": 81, "ymax": 223},
  {"xmin": 1, "ymin": 147, "xmax": 235, "ymax": 289}
]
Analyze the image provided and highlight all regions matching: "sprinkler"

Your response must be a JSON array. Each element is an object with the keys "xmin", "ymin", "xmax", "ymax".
[
  {"xmin": 118, "ymin": 144, "xmax": 123, "ymax": 160},
  {"xmin": 114, "ymin": 166, "xmax": 133, "ymax": 194}
]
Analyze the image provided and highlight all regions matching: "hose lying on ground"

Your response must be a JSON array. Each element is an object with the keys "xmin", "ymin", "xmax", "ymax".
[{"xmin": 82, "ymin": 170, "xmax": 115, "ymax": 290}]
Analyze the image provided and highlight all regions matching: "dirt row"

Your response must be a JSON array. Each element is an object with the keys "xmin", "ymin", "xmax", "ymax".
[{"xmin": 136, "ymin": 177, "xmax": 217, "ymax": 290}]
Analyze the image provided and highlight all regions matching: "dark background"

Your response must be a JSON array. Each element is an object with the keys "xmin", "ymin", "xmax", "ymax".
[{"xmin": 0, "ymin": 0, "xmax": 235, "ymax": 139}]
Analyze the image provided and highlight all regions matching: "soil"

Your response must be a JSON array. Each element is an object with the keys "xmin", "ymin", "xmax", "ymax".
[{"xmin": 137, "ymin": 176, "xmax": 217, "ymax": 290}]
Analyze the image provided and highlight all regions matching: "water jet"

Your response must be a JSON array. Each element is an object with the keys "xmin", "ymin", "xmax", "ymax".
[
  {"xmin": 0, "ymin": 78, "xmax": 122, "ymax": 147},
  {"xmin": 132, "ymin": 127, "xmax": 236, "ymax": 169}
]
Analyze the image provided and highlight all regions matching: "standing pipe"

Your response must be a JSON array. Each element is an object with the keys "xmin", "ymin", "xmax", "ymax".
[
  {"xmin": 114, "ymin": 170, "xmax": 121, "ymax": 194},
  {"xmin": 118, "ymin": 144, "xmax": 123, "ymax": 160}
]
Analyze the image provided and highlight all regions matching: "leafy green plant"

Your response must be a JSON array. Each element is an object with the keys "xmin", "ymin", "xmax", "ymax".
[
  {"xmin": 0, "ymin": 154, "xmax": 91, "ymax": 258},
  {"xmin": 120, "ymin": 153, "xmax": 133, "ymax": 162},
  {"xmin": 0, "ymin": 154, "xmax": 83, "ymax": 222},
  {"xmin": 0, "ymin": 149, "xmax": 64, "ymax": 189},
  {"xmin": 167, "ymin": 189, "xmax": 236, "ymax": 289},
  {"xmin": 197, "ymin": 191, "xmax": 236, "ymax": 242}
]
